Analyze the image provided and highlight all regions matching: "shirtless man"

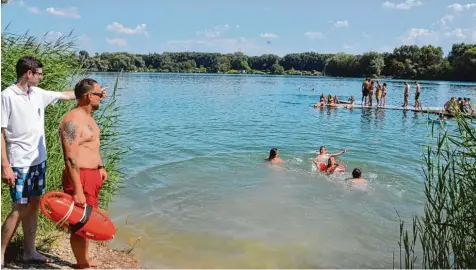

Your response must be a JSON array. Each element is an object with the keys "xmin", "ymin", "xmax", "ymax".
[
  {"xmin": 414, "ymin": 81, "xmax": 421, "ymax": 110},
  {"xmin": 402, "ymin": 82, "xmax": 410, "ymax": 109},
  {"xmin": 361, "ymin": 79, "xmax": 370, "ymax": 106},
  {"xmin": 315, "ymin": 146, "xmax": 347, "ymax": 162},
  {"xmin": 265, "ymin": 148, "xmax": 283, "ymax": 164},
  {"xmin": 58, "ymin": 78, "xmax": 108, "ymax": 269}
]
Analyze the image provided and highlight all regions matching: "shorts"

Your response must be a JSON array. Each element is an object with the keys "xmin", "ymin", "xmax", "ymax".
[
  {"xmin": 415, "ymin": 92, "xmax": 420, "ymax": 100},
  {"xmin": 10, "ymin": 161, "xmax": 46, "ymax": 204},
  {"xmin": 362, "ymin": 88, "xmax": 369, "ymax": 96},
  {"xmin": 62, "ymin": 168, "xmax": 103, "ymax": 208}
]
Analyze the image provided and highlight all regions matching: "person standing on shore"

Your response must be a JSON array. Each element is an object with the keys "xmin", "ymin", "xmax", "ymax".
[
  {"xmin": 59, "ymin": 78, "xmax": 108, "ymax": 269},
  {"xmin": 414, "ymin": 81, "xmax": 422, "ymax": 110},
  {"xmin": 1, "ymin": 56, "xmax": 76, "ymax": 266}
]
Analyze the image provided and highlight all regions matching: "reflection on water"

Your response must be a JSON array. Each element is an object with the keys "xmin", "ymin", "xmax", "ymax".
[{"xmin": 89, "ymin": 73, "xmax": 476, "ymax": 268}]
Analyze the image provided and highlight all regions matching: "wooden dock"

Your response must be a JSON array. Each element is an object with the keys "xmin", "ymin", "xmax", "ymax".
[{"xmin": 313, "ymin": 103, "xmax": 476, "ymax": 118}]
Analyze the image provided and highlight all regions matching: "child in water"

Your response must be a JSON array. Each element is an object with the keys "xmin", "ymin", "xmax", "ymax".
[{"xmin": 265, "ymin": 148, "xmax": 283, "ymax": 164}]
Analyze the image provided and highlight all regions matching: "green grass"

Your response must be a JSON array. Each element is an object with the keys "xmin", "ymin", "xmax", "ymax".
[
  {"xmin": 1, "ymin": 28, "xmax": 128, "ymax": 250},
  {"xmin": 397, "ymin": 113, "xmax": 476, "ymax": 268}
]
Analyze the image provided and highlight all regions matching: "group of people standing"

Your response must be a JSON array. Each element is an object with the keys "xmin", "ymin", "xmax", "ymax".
[
  {"xmin": 1, "ymin": 56, "xmax": 108, "ymax": 268},
  {"xmin": 361, "ymin": 78, "xmax": 388, "ymax": 108}
]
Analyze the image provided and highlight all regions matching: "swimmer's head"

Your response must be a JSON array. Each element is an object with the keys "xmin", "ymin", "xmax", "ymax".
[
  {"xmin": 327, "ymin": 156, "xmax": 335, "ymax": 168},
  {"xmin": 319, "ymin": 146, "xmax": 326, "ymax": 154},
  {"xmin": 352, "ymin": 168, "xmax": 362, "ymax": 178},
  {"xmin": 268, "ymin": 148, "xmax": 278, "ymax": 160},
  {"xmin": 383, "ymin": 83, "xmax": 387, "ymax": 87}
]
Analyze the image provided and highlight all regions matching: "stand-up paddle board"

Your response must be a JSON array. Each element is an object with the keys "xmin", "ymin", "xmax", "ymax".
[{"xmin": 40, "ymin": 191, "xmax": 116, "ymax": 241}]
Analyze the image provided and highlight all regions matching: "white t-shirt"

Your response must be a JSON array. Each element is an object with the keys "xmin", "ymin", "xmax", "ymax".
[{"xmin": 1, "ymin": 84, "xmax": 64, "ymax": 167}]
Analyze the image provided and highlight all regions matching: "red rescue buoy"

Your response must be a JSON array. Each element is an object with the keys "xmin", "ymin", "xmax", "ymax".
[{"xmin": 40, "ymin": 191, "xmax": 116, "ymax": 241}]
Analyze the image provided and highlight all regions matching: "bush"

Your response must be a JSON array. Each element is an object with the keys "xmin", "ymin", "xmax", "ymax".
[
  {"xmin": 398, "ymin": 114, "xmax": 476, "ymax": 268},
  {"xmin": 1, "ymin": 29, "xmax": 126, "ymax": 248}
]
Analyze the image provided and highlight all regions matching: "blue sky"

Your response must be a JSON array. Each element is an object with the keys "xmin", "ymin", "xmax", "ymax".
[{"xmin": 1, "ymin": 0, "xmax": 476, "ymax": 56}]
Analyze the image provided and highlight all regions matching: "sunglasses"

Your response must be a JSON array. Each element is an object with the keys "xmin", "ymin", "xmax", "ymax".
[{"xmin": 89, "ymin": 92, "xmax": 105, "ymax": 98}]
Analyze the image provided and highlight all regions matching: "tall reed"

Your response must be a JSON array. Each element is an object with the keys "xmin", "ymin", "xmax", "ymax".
[
  {"xmin": 1, "ymin": 28, "xmax": 127, "ymax": 248},
  {"xmin": 397, "ymin": 113, "xmax": 476, "ymax": 268}
]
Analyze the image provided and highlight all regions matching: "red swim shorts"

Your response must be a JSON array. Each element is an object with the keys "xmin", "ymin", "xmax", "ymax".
[{"xmin": 62, "ymin": 168, "xmax": 103, "ymax": 208}]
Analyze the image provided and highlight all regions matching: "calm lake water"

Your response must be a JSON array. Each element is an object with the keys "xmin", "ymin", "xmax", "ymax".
[{"xmin": 90, "ymin": 73, "xmax": 476, "ymax": 268}]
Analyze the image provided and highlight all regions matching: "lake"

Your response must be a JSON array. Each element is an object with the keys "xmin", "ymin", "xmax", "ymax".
[{"xmin": 90, "ymin": 73, "xmax": 476, "ymax": 268}]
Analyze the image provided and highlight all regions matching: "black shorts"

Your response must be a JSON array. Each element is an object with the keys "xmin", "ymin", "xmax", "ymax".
[
  {"xmin": 362, "ymin": 88, "xmax": 369, "ymax": 96},
  {"xmin": 415, "ymin": 92, "xmax": 420, "ymax": 100}
]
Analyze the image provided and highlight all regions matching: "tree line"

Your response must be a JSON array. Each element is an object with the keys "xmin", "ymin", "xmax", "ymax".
[{"xmin": 79, "ymin": 43, "xmax": 476, "ymax": 82}]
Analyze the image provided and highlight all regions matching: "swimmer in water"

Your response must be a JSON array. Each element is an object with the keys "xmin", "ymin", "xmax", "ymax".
[
  {"xmin": 265, "ymin": 148, "xmax": 283, "ymax": 164},
  {"xmin": 315, "ymin": 146, "xmax": 348, "ymax": 162},
  {"xmin": 326, "ymin": 156, "xmax": 344, "ymax": 174},
  {"xmin": 348, "ymin": 168, "xmax": 366, "ymax": 184}
]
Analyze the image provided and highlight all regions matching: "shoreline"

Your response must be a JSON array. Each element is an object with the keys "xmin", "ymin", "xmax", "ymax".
[{"xmin": 3, "ymin": 231, "xmax": 141, "ymax": 269}]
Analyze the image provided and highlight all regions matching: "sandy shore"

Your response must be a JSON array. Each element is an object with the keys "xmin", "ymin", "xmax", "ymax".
[{"xmin": 3, "ymin": 232, "xmax": 141, "ymax": 269}]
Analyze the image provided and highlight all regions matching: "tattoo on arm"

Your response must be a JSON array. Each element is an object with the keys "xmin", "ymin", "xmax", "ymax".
[
  {"xmin": 87, "ymin": 124, "xmax": 93, "ymax": 133},
  {"xmin": 66, "ymin": 157, "xmax": 79, "ymax": 171},
  {"xmin": 63, "ymin": 120, "xmax": 77, "ymax": 145}
]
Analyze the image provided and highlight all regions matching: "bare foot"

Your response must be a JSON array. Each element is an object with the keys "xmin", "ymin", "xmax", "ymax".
[
  {"xmin": 22, "ymin": 251, "xmax": 53, "ymax": 264},
  {"xmin": 74, "ymin": 259, "xmax": 101, "ymax": 269}
]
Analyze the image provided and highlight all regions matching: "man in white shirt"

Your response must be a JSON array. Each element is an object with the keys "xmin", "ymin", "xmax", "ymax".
[{"xmin": 1, "ymin": 56, "xmax": 76, "ymax": 266}]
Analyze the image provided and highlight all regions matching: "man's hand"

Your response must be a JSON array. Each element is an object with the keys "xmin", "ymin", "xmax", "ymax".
[
  {"xmin": 73, "ymin": 191, "xmax": 86, "ymax": 205},
  {"xmin": 1, "ymin": 165, "xmax": 15, "ymax": 188},
  {"xmin": 99, "ymin": 168, "xmax": 108, "ymax": 182}
]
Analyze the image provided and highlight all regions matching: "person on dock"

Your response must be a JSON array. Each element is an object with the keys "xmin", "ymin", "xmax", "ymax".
[
  {"xmin": 444, "ymin": 97, "xmax": 458, "ymax": 114},
  {"xmin": 414, "ymin": 81, "xmax": 422, "ymax": 110},
  {"xmin": 1, "ymin": 56, "xmax": 76, "ymax": 267},
  {"xmin": 368, "ymin": 80, "xmax": 375, "ymax": 107},
  {"xmin": 376, "ymin": 81, "xmax": 382, "ymax": 107},
  {"xmin": 402, "ymin": 82, "xmax": 410, "ymax": 109},
  {"xmin": 380, "ymin": 83, "xmax": 388, "ymax": 108},
  {"xmin": 315, "ymin": 146, "xmax": 348, "ymax": 162},
  {"xmin": 59, "ymin": 78, "xmax": 108, "ymax": 269},
  {"xmin": 265, "ymin": 148, "xmax": 283, "ymax": 164},
  {"xmin": 362, "ymin": 79, "xmax": 370, "ymax": 106}
]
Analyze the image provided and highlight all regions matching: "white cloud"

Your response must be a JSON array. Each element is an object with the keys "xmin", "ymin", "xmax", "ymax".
[
  {"xmin": 447, "ymin": 3, "xmax": 476, "ymax": 12},
  {"xmin": 399, "ymin": 28, "xmax": 438, "ymax": 44},
  {"xmin": 382, "ymin": 0, "xmax": 422, "ymax": 10},
  {"xmin": 46, "ymin": 7, "xmax": 80, "ymax": 18},
  {"xmin": 260, "ymin": 33, "xmax": 279, "ymax": 39},
  {"xmin": 165, "ymin": 37, "xmax": 271, "ymax": 56},
  {"xmin": 196, "ymin": 24, "xmax": 230, "ymax": 38},
  {"xmin": 304, "ymin": 31, "xmax": 324, "ymax": 40},
  {"xmin": 438, "ymin": 15, "xmax": 454, "ymax": 27},
  {"xmin": 333, "ymin": 20, "xmax": 349, "ymax": 28},
  {"xmin": 444, "ymin": 28, "xmax": 467, "ymax": 40},
  {"xmin": 106, "ymin": 22, "xmax": 148, "ymax": 36},
  {"xmin": 106, "ymin": 38, "xmax": 127, "ymax": 47},
  {"xmin": 27, "ymin": 7, "xmax": 40, "ymax": 14}
]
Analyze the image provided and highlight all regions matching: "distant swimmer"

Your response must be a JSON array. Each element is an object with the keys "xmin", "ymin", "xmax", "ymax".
[
  {"xmin": 348, "ymin": 168, "xmax": 367, "ymax": 184},
  {"xmin": 315, "ymin": 146, "xmax": 348, "ymax": 162},
  {"xmin": 325, "ymin": 156, "xmax": 345, "ymax": 174},
  {"xmin": 265, "ymin": 148, "xmax": 283, "ymax": 164}
]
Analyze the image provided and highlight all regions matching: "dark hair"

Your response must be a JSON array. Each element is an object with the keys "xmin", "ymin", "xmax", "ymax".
[
  {"xmin": 383, "ymin": 83, "xmax": 387, "ymax": 86},
  {"xmin": 74, "ymin": 78, "xmax": 98, "ymax": 99},
  {"xmin": 16, "ymin": 56, "xmax": 43, "ymax": 78},
  {"xmin": 267, "ymin": 148, "xmax": 278, "ymax": 160},
  {"xmin": 352, "ymin": 168, "xmax": 362, "ymax": 178}
]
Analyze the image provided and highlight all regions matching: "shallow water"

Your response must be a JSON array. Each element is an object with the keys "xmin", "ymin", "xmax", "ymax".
[{"xmin": 91, "ymin": 73, "xmax": 476, "ymax": 268}]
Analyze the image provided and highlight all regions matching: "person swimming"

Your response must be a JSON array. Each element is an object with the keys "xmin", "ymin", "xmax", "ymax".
[
  {"xmin": 315, "ymin": 146, "xmax": 348, "ymax": 162},
  {"xmin": 348, "ymin": 167, "xmax": 366, "ymax": 184},
  {"xmin": 326, "ymin": 156, "xmax": 344, "ymax": 174},
  {"xmin": 265, "ymin": 148, "xmax": 283, "ymax": 164}
]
